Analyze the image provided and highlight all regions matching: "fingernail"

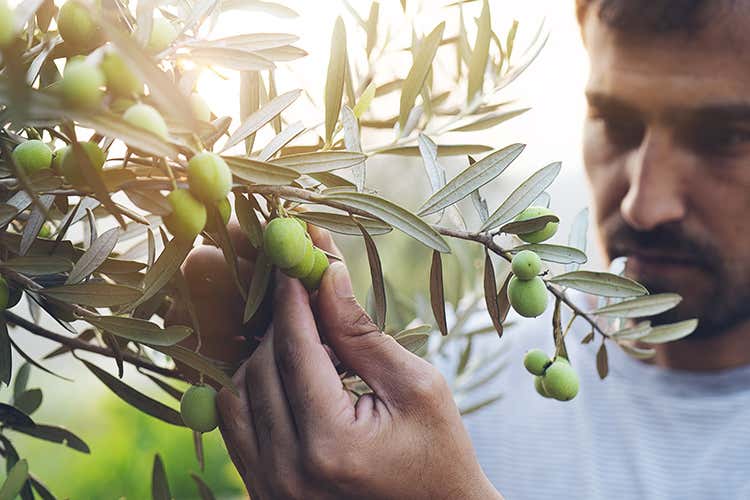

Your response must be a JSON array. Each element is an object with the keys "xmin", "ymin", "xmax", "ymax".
[{"xmin": 330, "ymin": 261, "xmax": 353, "ymax": 298}]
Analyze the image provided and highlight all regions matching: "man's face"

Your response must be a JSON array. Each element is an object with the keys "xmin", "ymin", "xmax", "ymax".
[{"xmin": 582, "ymin": 12, "xmax": 750, "ymax": 337}]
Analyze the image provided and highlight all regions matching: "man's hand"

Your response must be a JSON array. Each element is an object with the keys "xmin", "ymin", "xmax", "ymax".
[{"xmin": 215, "ymin": 235, "xmax": 500, "ymax": 500}]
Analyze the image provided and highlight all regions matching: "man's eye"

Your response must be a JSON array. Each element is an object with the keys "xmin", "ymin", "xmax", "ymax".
[
  {"xmin": 595, "ymin": 116, "xmax": 645, "ymax": 151},
  {"xmin": 693, "ymin": 127, "xmax": 750, "ymax": 155}
]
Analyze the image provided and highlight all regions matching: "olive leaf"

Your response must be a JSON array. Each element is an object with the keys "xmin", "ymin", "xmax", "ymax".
[
  {"xmin": 258, "ymin": 121, "xmax": 305, "ymax": 161},
  {"xmin": 418, "ymin": 143, "xmax": 525, "ymax": 217},
  {"xmin": 356, "ymin": 220, "xmax": 386, "ymax": 331},
  {"xmin": 151, "ymin": 454, "xmax": 171, "ymax": 500},
  {"xmin": 592, "ymin": 293, "xmax": 682, "ymax": 318},
  {"xmin": 134, "ymin": 236, "xmax": 194, "ymax": 309},
  {"xmin": 1, "ymin": 256, "xmax": 73, "ymax": 276},
  {"xmin": 399, "ymin": 22, "xmax": 445, "ymax": 132},
  {"xmin": 19, "ymin": 194, "xmax": 54, "ymax": 256},
  {"xmin": 638, "ymin": 319, "xmax": 698, "ymax": 344},
  {"xmin": 467, "ymin": 0, "xmax": 490, "ymax": 103},
  {"xmin": 82, "ymin": 360, "xmax": 184, "ymax": 427},
  {"xmin": 429, "ymin": 250, "xmax": 448, "ymax": 336},
  {"xmin": 70, "ymin": 112, "xmax": 178, "ymax": 158},
  {"xmin": 84, "ymin": 316, "xmax": 192, "ymax": 346},
  {"xmin": 7, "ymin": 424, "xmax": 90, "ymax": 454},
  {"xmin": 609, "ymin": 321, "xmax": 653, "ymax": 340},
  {"xmin": 0, "ymin": 459, "xmax": 29, "ymax": 500},
  {"xmin": 187, "ymin": 47, "xmax": 275, "ymax": 71},
  {"xmin": 0, "ymin": 319, "xmax": 10, "ymax": 386},
  {"xmin": 12, "ymin": 389, "xmax": 42, "ymax": 416},
  {"xmin": 480, "ymin": 161, "xmax": 562, "ymax": 231},
  {"xmin": 234, "ymin": 194, "xmax": 264, "ymax": 248},
  {"xmin": 510, "ymin": 244, "xmax": 588, "ymax": 265},
  {"xmin": 41, "ymin": 283, "xmax": 142, "ymax": 307},
  {"xmin": 325, "ymin": 17, "xmax": 347, "ymax": 146},
  {"xmin": 295, "ymin": 212, "xmax": 391, "ymax": 236},
  {"xmin": 190, "ymin": 473, "xmax": 217, "ymax": 500},
  {"xmin": 221, "ymin": 89, "xmax": 301, "ymax": 152},
  {"xmin": 0, "ymin": 403, "xmax": 35, "ymax": 428},
  {"xmin": 396, "ymin": 333, "xmax": 429, "ymax": 354},
  {"xmin": 449, "ymin": 108, "xmax": 530, "ymax": 132},
  {"xmin": 483, "ymin": 252, "xmax": 504, "ymax": 338},
  {"xmin": 154, "ymin": 345, "xmax": 238, "ymax": 395},
  {"xmin": 322, "ymin": 191, "xmax": 450, "ymax": 253},
  {"xmin": 618, "ymin": 342, "xmax": 656, "ymax": 360},
  {"xmin": 271, "ymin": 151, "xmax": 365, "ymax": 174},
  {"xmin": 566, "ymin": 207, "xmax": 589, "ymax": 272},
  {"xmin": 373, "ymin": 144, "xmax": 492, "ymax": 156},
  {"xmin": 497, "ymin": 215, "xmax": 559, "ymax": 235},
  {"xmin": 243, "ymin": 252, "xmax": 272, "ymax": 324},
  {"xmin": 66, "ymin": 227, "xmax": 119, "ymax": 284},
  {"xmin": 224, "ymin": 156, "xmax": 300, "ymax": 185},
  {"xmin": 548, "ymin": 271, "xmax": 648, "ymax": 298},
  {"xmin": 596, "ymin": 342, "xmax": 609, "ymax": 379}
]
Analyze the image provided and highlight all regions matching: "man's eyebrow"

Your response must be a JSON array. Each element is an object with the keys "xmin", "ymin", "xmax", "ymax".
[
  {"xmin": 584, "ymin": 92, "xmax": 638, "ymax": 115},
  {"xmin": 691, "ymin": 104, "xmax": 750, "ymax": 122}
]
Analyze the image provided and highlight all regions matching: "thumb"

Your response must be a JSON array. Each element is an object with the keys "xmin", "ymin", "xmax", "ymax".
[{"xmin": 316, "ymin": 261, "xmax": 430, "ymax": 404}]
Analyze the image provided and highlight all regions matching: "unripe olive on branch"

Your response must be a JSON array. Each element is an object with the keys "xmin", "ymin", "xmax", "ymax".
[
  {"xmin": 187, "ymin": 152, "xmax": 232, "ymax": 203},
  {"xmin": 511, "ymin": 250, "xmax": 542, "ymax": 280},
  {"xmin": 507, "ymin": 276, "xmax": 548, "ymax": 318},
  {"xmin": 163, "ymin": 189, "xmax": 206, "ymax": 241},
  {"xmin": 123, "ymin": 103, "xmax": 169, "ymax": 140},
  {"xmin": 147, "ymin": 17, "xmax": 177, "ymax": 53},
  {"xmin": 61, "ymin": 141, "xmax": 105, "ymax": 186},
  {"xmin": 11, "ymin": 140, "xmax": 53, "ymax": 175},
  {"xmin": 515, "ymin": 206, "xmax": 559, "ymax": 244},
  {"xmin": 101, "ymin": 52, "xmax": 142, "ymax": 97},
  {"xmin": 180, "ymin": 385, "xmax": 218, "ymax": 433},
  {"xmin": 523, "ymin": 348, "xmax": 550, "ymax": 376},
  {"xmin": 541, "ymin": 359, "xmax": 579, "ymax": 401},
  {"xmin": 285, "ymin": 237, "xmax": 315, "ymax": 278},
  {"xmin": 57, "ymin": 1, "xmax": 100, "ymax": 52},
  {"xmin": 190, "ymin": 93, "xmax": 211, "ymax": 122},
  {"xmin": 534, "ymin": 376, "xmax": 552, "ymax": 399},
  {"xmin": 301, "ymin": 247, "xmax": 330, "ymax": 291},
  {"xmin": 204, "ymin": 197, "xmax": 231, "ymax": 233},
  {"xmin": 0, "ymin": 0, "xmax": 16, "ymax": 48},
  {"xmin": 38, "ymin": 223, "xmax": 52, "ymax": 239},
  {"xmin": 263, "ymin": 217, "xmax": 307, "ymax": 269},
  {"xmin": 51, "ymin": 147, "xmax": 68, "ymax": 174},
  {"xmin": 60, "ymin": 61, "xmax": 105, "ymax": 109}
]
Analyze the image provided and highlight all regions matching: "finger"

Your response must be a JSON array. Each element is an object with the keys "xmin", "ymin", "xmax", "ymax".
[
  {"xmin": 316, "ymin": 261, "xmax": 425, "ymax": 405},
  {"xmin": 217, "ymin": 359, "xmax": 259, "ymax": 474},
  {"xmin": 245, "ymin": 326, "xmax": 299, "ymax": 459},
  {"xmin": 272, "ymin": 272, "xmax": 353, "ymax": 433},
  {"xmin": 307, "ymin": 224, "xmax": 343, "ymax": 260}
]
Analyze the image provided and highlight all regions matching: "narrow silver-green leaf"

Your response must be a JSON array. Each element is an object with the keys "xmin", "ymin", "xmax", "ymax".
[
  {"xmin": 418, "ymin": 144, "xmax": 525, "ymax": 217},
  {"xmin": 356, "ymin": 221, "xmax": 386, "ymax": 330},
  {"xmin": 610, "ymin": 321, "xmax": 653, "ymax": 340},
  {"xmin": 1, "ymin": 256, "xmax": 73, "ymax": 276},
  {"xmin": 295, "ymin": 212, "xmax": 392, "ymax": 236},
  {"xmin": 135, "ymin": 237, "xmax": 194, "ymax": 308},
  {"xmin": 258, "ymin": 121, "xmax": 305, "ymax": 161},
  {"xmin": 481, "ymin": 161, "xmax": 561, "ymax": 230},
  {"xmin": 41, "ymin": 283, "xmax": 142, "ymax": 307},
  {"xmin": 66, "ymin": 228, "xmax": 119, "ymax": 284},
  {"xmin": 399, "ymin": 22, "xmax": 445, "ymax": 132},
  {"xmin": 373, "ymin": 144, "xmax": 492, "ymax": 156},
  {"xmin": 0, "ymin": 319, "xmax": 9, "ymax": 386},
  {"xmin": 271, "ymin": 151, "xmax": 365, "ymax": 174},
  {"xmin": 396, "ymin": 333, "xmax": 429, "ymax": 354},
  {"xmin": 566, "ymin": 207, "xmax": 589, "ymax": 272},
  {"xmin": 430, "ymin": 250, "xmax": 448, "ymax": 336},
  {"xmin": 548, "ymin": 271, "xmax": 648, "ymax": 298},
  {"xmin": 510, "ymin": 244, "xmax": 587, "ymax": 265},
  {"xmin": 618, "ymin": 342, "xmax": 656, "ymax": 360},
  {"xmin": 243, "ymin": 252, "xmax": 271, "ymax": 324},
  {"xmin": 85, "ymin": 316, "xmax": 192, "ymax": 346},
  {"xmin": 187, "ymin": 47, "xmax": 275, "ymax": 71},
  {"xmin": 70, "ymin": 112, "xmax": 178, "ymax": 158},
  {"xmin": 467, "ymin": 0, "xmax": 490, "ymax": 103},
  {"xmin": 638, "ymin": 319, "xmax": 698, "ymax": 344},
  {"xmin": 7, "ymin": 424, "xmax": 90, "ymax": 454},
  {"xmin": 449, "ymin": 108, "xmax": 530, "ymax": 132},
  {"xmin": 82, "ymin": 360, "xmax": 184, "ymax": 426},
  {"xmin": 234, "ymin": 194, "xmax": 263, "ymax": 248},
  {"xmin": 497, "ymin": 215, "xmax": 559, "ymax": 235},
  {"xmin": 152, "ymin": 454, "xmax": 171, "ymax": 500},
  {"xmin": 325, "ymin": 17, "xmax": 347, "ymax": 145},
  {"xmin": 221, "ymin": 89, "xmax": 301, "ymax": 152},
  {"xmin": 593, "ymin": 293, "xmax": 682, "ymax": 318},
  {"xmin": 224, "ymin": 156, "xmax": 300, "ymax": 185},
  {"xmin": 322, "ymin": 192, "xmax": 450, "ymax": 253},
  {"xmin": 0, "ymin": 459, "xmax": 28, "ymax": 500},
  {"xmin": 155, "ymin": 345, "xmax": 238, "ymax": 395}
]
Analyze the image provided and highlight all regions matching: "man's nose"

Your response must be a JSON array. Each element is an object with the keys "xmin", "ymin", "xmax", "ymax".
[{"xmin": 620, "ymin": 128, "xmax": 688, "ymax": 231}]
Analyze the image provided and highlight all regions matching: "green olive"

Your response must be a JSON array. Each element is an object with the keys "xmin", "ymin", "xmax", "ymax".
[
  {"xmin": 51, "ymin": 147, "xmax": 69, "ymax": 174},
  {"xmin": 507, "ymin": 276, "xmax": 548, "ymax": 318},
  {"xmin": 285, "ymin": 237, "xmax": 315, "ymax": 278},
  {"xmin": 190, "ymin": 93, "xmax": 211, "ymax": 122},
  {"xmin": 523, "ymin": 348, "xmax": 550, "ymax": 376},
  {"xmin": 101, "ymin": 52, "xmax": 143, "ymax": 97},
  {"xmin": 11, "ymin": 140, "xmax": 53, "ymax": 174},
  {"xmin": 60, "ymin": 61, "xmax": 105, "ymax": 109},
  {"xmin": 514, "ymin": 206, "xmax": 559, "ymax": 244},
  {"xmin": 187, "ymin": 152, "xmax": 232, "ymax": 203},
  {"xmin": 0, "ymin": 0, "xmax": 16, "ymax": 48},
  {"xmin": 57, "ymin": 1, "xmax": 100, "ymax": 51},
  {"xmin": 38, "ymin": 223, "xmax": 53, "ymax": 239},
  {"xmin": 163, "ymin": 189, "xmax": 207, "ymax": 241},
  {"xmin": 534, "ymin": 376, "xmax": 552, "ymax": 398},
  {"xmin": 123, "ymin": 103, "xmax": 169, "ymax": 140},
  {"xmin": 204, "ymin": 197, "xmax": 231, "ymax": 233},
  {"xmin": 180, "ymin": 385, "xmax": 218, "ymax": 433},
  {"xmin": 541, "ymin": 359, "xmax": 579, "ymax": 401},
  {"xmin": 511, "ymin": 250, "xmax": 542, "ymax": 280},
  {"xmin": 147, "ymin": 17, "xmax": 177, "ymax": 53},
  {"xmin": 263, "ymin": 217, "xmax": 307, "ymax": 269},
  {"xmin": 61, "ymin": 141, "xmax": 105, "ymax": 186},
  {"xmin": 300, "ymin": 247, "xmax": 330, "ymax": 291}
]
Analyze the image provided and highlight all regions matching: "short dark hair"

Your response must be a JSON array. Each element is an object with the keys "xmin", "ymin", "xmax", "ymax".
[{"xmin": 576, "ymin": 0, "xmax": 712, "ymax": 34}]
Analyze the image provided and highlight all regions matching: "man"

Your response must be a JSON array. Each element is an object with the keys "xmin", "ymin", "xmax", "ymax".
[{"xmin": 175, "ymin": 0, "xmax": 750, "ymax": 498}]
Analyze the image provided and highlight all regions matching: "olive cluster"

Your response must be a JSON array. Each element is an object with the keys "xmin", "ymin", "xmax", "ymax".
[
  {"xmin": 523, "ymin": 349, "xmax": 580, "ymax": 401},
  {"xmin": 507, "ymin": 250, "xmax": 547, "ymax": 318},
  {"xmin": 263, "ymin": 218, "xmax": 330, "ymax": 290}
]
